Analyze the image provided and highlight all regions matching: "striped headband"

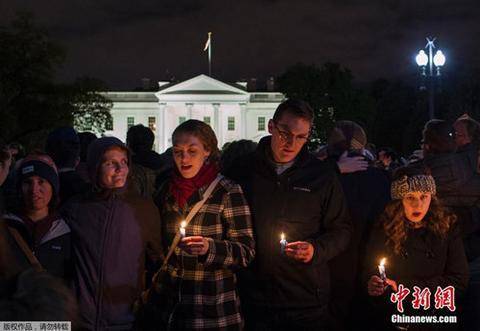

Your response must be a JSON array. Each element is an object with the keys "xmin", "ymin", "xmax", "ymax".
[{"xmin": 391, "ymin": 175, "xmax": 436, "ymax": 200}]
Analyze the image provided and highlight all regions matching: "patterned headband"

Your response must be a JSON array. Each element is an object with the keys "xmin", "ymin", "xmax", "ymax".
[{"xmin": 390, "ymin": 175, "xmax": 436, "ymax": 200}]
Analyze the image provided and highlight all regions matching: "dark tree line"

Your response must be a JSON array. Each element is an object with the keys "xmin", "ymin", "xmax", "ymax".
[
  {"xmin": 277, "ymin": 63, "xmax": 480, "ymax": 156},
  {"xmin": 0, "ymin": 12, "xmax": 112, "ymax": 150}
]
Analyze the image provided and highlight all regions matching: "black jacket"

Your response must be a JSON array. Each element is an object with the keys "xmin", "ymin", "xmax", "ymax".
[
  {"xmin": 412, "ymin": 152, "xmax": 480, "ymax": 261},
  {"xmin": 3, "ymin": 213, "xmax": 71, "ymax": 280},
  {"xmin": 363, "ymin": 221, "xmax": 469, "ymax": 330},
  {"xmin": 329, "ymin": 163, "xmax": 391, "ymax": 329},
  {"xmin": 225, "ymin": 136, "xmax": 352, "ymax": 309},
  {"xmin": 58, "ymin": 169, "xmax": 89, "ymax": 204}
]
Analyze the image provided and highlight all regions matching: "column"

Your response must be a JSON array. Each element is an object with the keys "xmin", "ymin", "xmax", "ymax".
[
  {"xmin": 186, "ymin": 103, "xmax": 193, "ymax": 120},
  {"xmin": 240, "ymin": 103, "xmax": 247, "ymax": 139},
  {"xmin": 159, "ymin": 103, "xmax": 167, "ymax": 152},
  {"xmin": 213, "ymin": 103, "xmax": 222, "ymax": 147}
]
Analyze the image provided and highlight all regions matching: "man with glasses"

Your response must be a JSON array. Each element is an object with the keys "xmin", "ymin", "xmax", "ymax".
[{"xmin": 225, "ymin": 99, "xmax": 351, "ymax": 330}]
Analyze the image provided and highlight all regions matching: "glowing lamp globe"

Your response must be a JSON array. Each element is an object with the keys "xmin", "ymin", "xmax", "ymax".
[
  {"xmin": 433, "ymin": 50, "xmax": 446, "ymax": 67},
  {"xmin": 416, "ymin": 50, "xmax": 428, "ymax": 66}
]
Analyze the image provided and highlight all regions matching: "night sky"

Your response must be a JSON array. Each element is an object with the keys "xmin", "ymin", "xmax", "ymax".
[{"xmin": 2, "ymin": 0, "xmax": 480, "ymax": 89}]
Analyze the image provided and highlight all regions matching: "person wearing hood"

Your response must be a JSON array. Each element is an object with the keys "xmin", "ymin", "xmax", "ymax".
[
  {"xmin": 2, "ymin": 153, "xmax": 72, "ymax": 280},
  {"xmin": 62, "ymin": 137, "xmax": 162, "ymax": 331}
]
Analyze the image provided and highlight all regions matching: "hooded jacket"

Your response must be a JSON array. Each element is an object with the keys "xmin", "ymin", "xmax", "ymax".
[
  {"xmin": 62, "ymin": 137, "xmax": 162, "ymax": 331},
  {"xmin": 2, "ymin": 213, "xmax": 71, "ymax": 280},
  {"xmin": 225, "ymin": 136, "xmax": 352, "ymax": 310}
]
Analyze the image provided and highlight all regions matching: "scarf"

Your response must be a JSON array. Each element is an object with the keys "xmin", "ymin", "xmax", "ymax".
[{"xmin": 169, "ymin": 162, "xmax": 219, "ymax": 209}]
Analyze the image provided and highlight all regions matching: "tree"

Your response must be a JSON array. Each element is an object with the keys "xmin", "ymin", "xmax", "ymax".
[
  {"xmin": 0, "ymin": 13, "xmax": 111, "ymax": 149},
  {"xmin": 69, "ymin": 77, "xmax": 113, "ymax": 135},
  {"xmin": 277, "ymin": 62, "xmax": 376, "ymax": 146},
  {"xmin": 368, "ymin": 79, "xmax": 424, "ymax": 154}
]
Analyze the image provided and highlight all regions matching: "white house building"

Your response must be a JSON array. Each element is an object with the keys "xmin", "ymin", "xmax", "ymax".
[{"xmin": 103, "ymin": 74, "xmax": 284, "ymax": 152}]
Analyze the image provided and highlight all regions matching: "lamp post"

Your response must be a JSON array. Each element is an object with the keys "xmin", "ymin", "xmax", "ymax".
[{"xmin": 415, "ymin": 37, "xmax": 446, "ymax": 119}]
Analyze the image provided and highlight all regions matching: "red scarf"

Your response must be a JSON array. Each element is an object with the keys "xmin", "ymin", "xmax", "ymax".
[{"xmin": 169, "ymin": 162, "xmax": 219, "ymax": 209}]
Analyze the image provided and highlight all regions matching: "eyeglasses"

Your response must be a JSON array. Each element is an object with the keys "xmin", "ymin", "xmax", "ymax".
[{"xmin": 273, "ymin": 122, "xmax": 310, "ymax": 144}]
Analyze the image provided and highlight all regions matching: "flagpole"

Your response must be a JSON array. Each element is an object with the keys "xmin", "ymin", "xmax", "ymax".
[{"xmin": 208, "ymin": 32, "xmax": 212, "ymax": 76}]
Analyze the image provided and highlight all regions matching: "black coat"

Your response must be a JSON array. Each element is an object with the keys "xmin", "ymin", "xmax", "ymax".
[
  {"xmin": 329, "ymin": 164, "xmax": 391, "ymax": 329},
  {"xmin": 58, "ymin": 169, "xmax": 89, "ymax": 204},
  {"xmin": 363, "ymin": 221, "xmax": 469, "ymax": 330},
  {"xmin": 225, "ymin": 136, "xmax": 352, "ymax": 310},
  {"xmin": 412, "ymin": 152, "xmax": 480, "ymax": 261},
  {"xmin": 2, "ymin": 213, "xmax": 72, "ymax": 280}
]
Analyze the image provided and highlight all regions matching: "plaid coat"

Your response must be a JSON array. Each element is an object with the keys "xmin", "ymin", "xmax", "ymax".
[{"xmin": 155, "ymin": 175, "xmax": 255, "ymax": 330}]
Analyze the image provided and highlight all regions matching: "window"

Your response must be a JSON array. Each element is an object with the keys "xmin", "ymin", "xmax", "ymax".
[
  {"xmin": 148, "ymin": 117, "xmax": 156, "ymax": 131},
  {"xmin": 258, "ymin": 116, "xmax": 266, "ymax": 131},
  {"xmin": 106, "ymin": 117, "xmax": 113, "ymax": 131},
  {"xmin": 179, "ymin": 116, "xmax": 186, "ymax": 124},
  {"xmin": 228, "ymin": 117, "xmax": 235, "ymax": 131},
  {"xmin": 203, "ymin": 116, "xmax": 211, "ymax": 125},
  {"xmin": 127, "ymin": 117, "xmax": 134, "ymax": 129}
]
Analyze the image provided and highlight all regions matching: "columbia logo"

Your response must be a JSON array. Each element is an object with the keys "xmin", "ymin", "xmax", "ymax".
[
  {"xmin": 293, "ymin": 187, "xmax": 311, "ymax": 192},
  {"xmin": 51, "ymin": 245, "xmax": 62, "ymax": 250},
  {"xmin": 22, "ymin": 165, "xmax": 34, "ymax": 174}
]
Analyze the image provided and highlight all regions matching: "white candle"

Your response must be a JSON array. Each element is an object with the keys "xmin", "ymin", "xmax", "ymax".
[
  {"xmin": 378, "ymin": 257, "xmax": 387, "ymax": 281},
  {"xmin": 180, "ymin": 220, "xmax": 187, "ymax": 238},
  {"xmin": 280, "ymin": 233, "xmax": 288, "ymax": 254}
]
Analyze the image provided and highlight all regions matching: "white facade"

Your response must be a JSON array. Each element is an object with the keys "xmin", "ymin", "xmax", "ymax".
[{"xmin": 104, "ymin": 74, "xmax": 284, "ymax": 152}]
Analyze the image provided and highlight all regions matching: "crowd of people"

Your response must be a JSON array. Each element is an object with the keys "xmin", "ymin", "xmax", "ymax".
[{"xmin": 1, "ymin": 99, "xmax": 480, "ymax": 331}]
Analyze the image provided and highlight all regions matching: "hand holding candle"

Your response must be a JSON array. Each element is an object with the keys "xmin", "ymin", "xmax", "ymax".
[
  {"xmin": 368, "ymin": 258, "xmax": 398, "ymax": 296},
  {"xmin": 179, "ymin": 236, "xmax": 210, "ymax": 256},
  {"xmin": 285, "ymin": 241, "xmax": 314, "ymax": 263}
]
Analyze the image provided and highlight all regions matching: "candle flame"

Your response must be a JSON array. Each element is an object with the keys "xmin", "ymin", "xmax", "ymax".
[
  {"xmin": 281, "ymin": 233, "xmax": 285, "ymax": 240},
  {"xmin": 380, "ymin": 257, "xmax": 386, "ymax": 267},
  {"xmin": 180, "ymin": 221, "xmax": 187, "ymax": 228}
]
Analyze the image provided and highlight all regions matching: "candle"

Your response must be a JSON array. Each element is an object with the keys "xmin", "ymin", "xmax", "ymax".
[
  {"xmin": 280, "ymin": 233, "xmax": 288, "ymax": 254},
  {"xmin": 180, "ymin": 220, "xmax": 187, "ymax": 238},
  {"xmin": 378, "ymin": 257, "xmax": 387, "ymax": 281}
]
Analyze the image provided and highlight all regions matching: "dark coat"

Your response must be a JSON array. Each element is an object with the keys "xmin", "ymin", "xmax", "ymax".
[
  {"xmin": 62, "ymin": 137, "xmax": 163, "ymax": 331},
  {"xmin": 363, "ymin": 221, "xmax": 469, "ymax": 331},
  {"xmin": 225, "ymin": 136, "xmax": 352, "ymax": 311},
  {"xmin": 2, "ymin": 213, "xmax": 71, "ymax": 280},
  {"xmin": 328, "ymin": 164, "xmax": 391, "ymax": 329},
  {"xmin": 132, "ymin": 150, "xmax": 170, "ymax": 171},
  {"xmin": 58, "ymin": 169, "xmax": 89, "ymax": 204},
  {"xmin": 413, "ymin": 152, "xmax": 480, "ymax": 261}
]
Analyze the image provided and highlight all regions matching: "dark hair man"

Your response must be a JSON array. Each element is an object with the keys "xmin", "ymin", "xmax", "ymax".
[
  {"xmin": 225, "ymin": 99, "xmax": 352, "ymax": 330},
  {"xmin": 45, "ymin": 127, "xmax": 88, "ymax": 204},
  {"xmin": 126, "ymin": 125, "xmax": 172, "ymax": 196}
]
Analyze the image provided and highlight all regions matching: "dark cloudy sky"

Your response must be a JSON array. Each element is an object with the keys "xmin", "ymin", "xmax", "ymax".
[{"xmin": 2, "ymin": 0, "xmax": 479, "ymax": 89}]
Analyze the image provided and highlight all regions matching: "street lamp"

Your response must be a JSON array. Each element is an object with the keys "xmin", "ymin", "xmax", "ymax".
[{"xmin": 415, "ymin": 37, "xmax": 446, "ymax": 119}]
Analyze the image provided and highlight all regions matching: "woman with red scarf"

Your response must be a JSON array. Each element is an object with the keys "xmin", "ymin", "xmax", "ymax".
[{"xmin": 154, "ymin": 119, "xmax": 255, "ymax": 330}]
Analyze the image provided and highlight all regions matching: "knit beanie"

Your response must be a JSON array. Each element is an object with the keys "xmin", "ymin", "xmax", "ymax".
[
  {"xmin": 328, "ymin": 120, "xmax": 367, "ymax": 153},
  {"xmin": 17, "ymin": 154, "xmax": 59, "ymax": 198}
]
